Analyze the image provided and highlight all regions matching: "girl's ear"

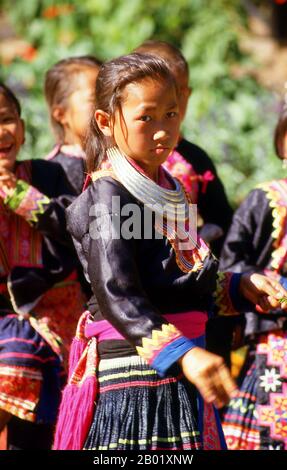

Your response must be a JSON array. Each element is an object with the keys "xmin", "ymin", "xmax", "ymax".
[
  {"xmin": 95, "ymin": 110, "xmax": 112, "ymax": 137},
  {"xmin": 52, "ymin": 105, "xmax": 66, "ymax": 125}
]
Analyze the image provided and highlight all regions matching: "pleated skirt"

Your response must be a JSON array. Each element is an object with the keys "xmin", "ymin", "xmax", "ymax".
[{"xmin": 84, "ymin": 355, "xmax": 226, "ymax": 450}]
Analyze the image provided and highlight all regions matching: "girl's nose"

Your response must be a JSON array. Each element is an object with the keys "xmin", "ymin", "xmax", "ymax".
[
  {"xmin": 153, "ymin": 129, "xmax": 168, "ymax": 141},
  {"xmin": 0, "ymin": 125, "xmax": 7, "ymax": 137}
]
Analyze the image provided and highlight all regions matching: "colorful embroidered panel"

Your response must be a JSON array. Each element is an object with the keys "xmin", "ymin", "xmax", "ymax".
[
  {"xmin": 33, "ymin": 276, "xmax": 86, "ymax": 371},
  {"xmin": 258, "ymin": 179, "xmax": 287, "ymax": 272},
  {"xmin": 213, "ymin": 272, "xmax": 238, "ymax": 316},
  {"xmin": 0, "ymin": 364, "xmax": 42, "ymax": 422},
  {"xmin": 256, "ymin": 331, "xmax": 287, "ymax": 449},
  {"xmin": 0, "ymin": 200, "xmax": 10, "ymax": 276},
  {"xmin": 0, "ymin": 162, "xmax": 43, "ymax": 275},
  {"xmin": 154, "ymin": 216, "xmax": 210, "ymax": 274},
  {"xmin": 5, "ymin": 180, "xmax": 50, "ymax": 225}
]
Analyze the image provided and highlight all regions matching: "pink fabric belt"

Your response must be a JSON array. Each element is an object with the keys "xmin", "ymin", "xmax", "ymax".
[{"xmin": 84, "ymin": 311, "xmax": 208, "ymax": 342}]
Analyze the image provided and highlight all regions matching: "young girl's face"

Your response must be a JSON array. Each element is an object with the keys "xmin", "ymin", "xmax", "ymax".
[
  {"xmin": 57, "ymin": 68, "xmax": 99, "ymax": 146},
  {"xmin": 0, "ymin": 93, "xmax": 24, "ymax": 171},
  {"xmin": 111, "ymin": 78, "xmax": 180, "ymax": 179}
]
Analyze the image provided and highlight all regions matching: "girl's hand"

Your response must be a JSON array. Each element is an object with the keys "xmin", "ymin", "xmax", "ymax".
[
  {"xmin": 240, "ymin": 272, "xmax": 287, "ymax": 312},
  {"xmin": 0, "ymin": 168, "xmax": 17, "ymax": 198},
  {"xmin": 178, "ymin": 347, "xmax": 237, "ymax": 408}
]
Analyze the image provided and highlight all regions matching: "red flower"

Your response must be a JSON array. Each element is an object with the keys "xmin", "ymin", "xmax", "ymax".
[
  {"xmin": 43, "ymin": 4, "xmax": 75, "ymax": 19},
  {"xmin": 20, "ymin": 45, "xmax": 37, "ymax": 62}
]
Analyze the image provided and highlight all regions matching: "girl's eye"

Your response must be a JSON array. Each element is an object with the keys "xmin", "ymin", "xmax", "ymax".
[
  {"xmin": 2, "ymin": 116, "xmax": 14, "ymax": 123},
  {"xmin": 167, "ymin": 111, "xmax": 177, "ymax": 118},
  {"xmin": 139, "ymin": 115, "xmax": 152, "ymax": 122}
]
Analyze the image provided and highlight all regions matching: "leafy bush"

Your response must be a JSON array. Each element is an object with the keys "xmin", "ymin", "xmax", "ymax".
[{"xmin": 0, "ymin": 0, "xmax": 283, "ymax": 205}]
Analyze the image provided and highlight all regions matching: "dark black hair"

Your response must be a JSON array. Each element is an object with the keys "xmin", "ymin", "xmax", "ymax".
[{"xmin": 0, "ymin": 82, "xmax": 21, "ymax": 116}]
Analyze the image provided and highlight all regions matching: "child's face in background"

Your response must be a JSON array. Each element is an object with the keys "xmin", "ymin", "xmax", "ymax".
[
  {"xmin": 284, "ymin": 134, "xmax": 287, "ymax": 158},
  {"xmin": 59, "ymin": 68, "xmax": 99, "ymax": 146},
  {"xmin": 112, "ymin": 77, "xmax": 180, "ymax": 179},
  {"xmin": 0, "ymin": 94, "xmax": 24, "ymax": 171},
  {"xmin": 173, "ymin": 68, "xmax": 191, "ymax": 122}
]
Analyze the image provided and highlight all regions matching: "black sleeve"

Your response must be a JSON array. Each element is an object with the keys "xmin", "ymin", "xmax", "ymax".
[
  {"xmin": 219, "ymin": 189, "xmax": 274, "ymax": 272},
  {"xmin": 31, "ymin": 159, "xmax": 77, "ymax": 245},
  {"xmin": 51, "ymin": 154, "xmax": 86, "ymax": 195}
]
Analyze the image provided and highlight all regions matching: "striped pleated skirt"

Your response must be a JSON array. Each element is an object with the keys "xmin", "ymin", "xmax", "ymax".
[{"xmin": 83, "ymin": 355, "xmax": 226, "ymax": 450}]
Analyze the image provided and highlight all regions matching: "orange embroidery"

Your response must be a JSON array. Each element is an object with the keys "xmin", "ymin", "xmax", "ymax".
[
  {"xmin": 214, "ymin": 272, "xmax": 237, "ymax": 316},
  {"xmin": 136, "ymin": 323, "xmax": 182, "ymax": 363},
  {"xmin": 258, "ymin": 180, "xmax": 287, "ymax": 272}
]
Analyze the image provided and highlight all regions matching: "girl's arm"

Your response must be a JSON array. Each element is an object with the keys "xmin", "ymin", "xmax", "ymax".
[{"xmin": 0, "ymin": 162, "xmax": 76, "ymax": 246}]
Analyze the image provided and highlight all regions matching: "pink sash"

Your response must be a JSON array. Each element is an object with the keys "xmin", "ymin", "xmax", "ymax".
[{"xmin": 84, "ymin": 311, "xmax": 208, "ymax": 342}]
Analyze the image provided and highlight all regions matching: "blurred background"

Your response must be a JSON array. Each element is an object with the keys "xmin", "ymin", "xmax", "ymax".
[{"xmin": 0, "ymin": 0, "xmax": 287, "ymax": 205}]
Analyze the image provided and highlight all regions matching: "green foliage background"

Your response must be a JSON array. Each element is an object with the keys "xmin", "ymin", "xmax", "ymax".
[{"xmin": 0, "ymin": 0, "xmax": 283, "ymax": 205}]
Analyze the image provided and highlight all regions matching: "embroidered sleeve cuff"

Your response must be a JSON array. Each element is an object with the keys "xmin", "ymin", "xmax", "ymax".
[
  {"xmin": 135, "ymin": 323, "xmax": 197, "ymax": 377},
  {"xmin": 4, "ymin": 179, "xmax": 50, "ymax": 224},
  {"xmin": 151, "ymin": 336, "xmax": 197, "ymax": 377}
]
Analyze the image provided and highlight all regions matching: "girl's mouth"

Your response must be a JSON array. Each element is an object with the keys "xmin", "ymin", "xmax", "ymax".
[
  {"xmin": 154, "ymin": 147, "xmax": 168, "ymax": 155},
  {"xmin": 0, "ymin": 144, "xmax": 13, "ymax": 157}
]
